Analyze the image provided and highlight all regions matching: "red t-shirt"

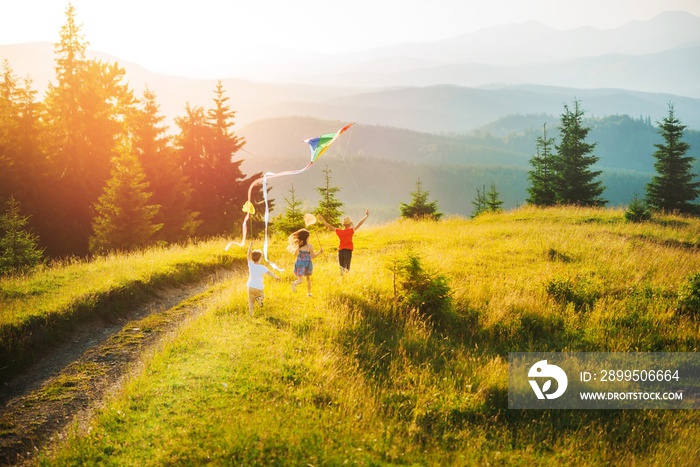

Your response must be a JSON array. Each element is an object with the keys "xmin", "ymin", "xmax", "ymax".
[{"xmin": 336, "ymin": 228, "xmax": 354, "ymax": 250}]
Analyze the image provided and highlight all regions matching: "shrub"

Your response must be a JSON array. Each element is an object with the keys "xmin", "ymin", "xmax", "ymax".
[
  {"xmin": 392, "ymin": 253, "xmax": 451, "ymax": 320},
  {"xmin": 624, "ymin": 193, "xmax": 651, "ymax": 223},
  {"xmin": 677, "ymin": 273, "xmax": 700, "ymax": 318},
  {"xmin": 545, "ymin": 276, "xmax": 599, "ymax": 311}
]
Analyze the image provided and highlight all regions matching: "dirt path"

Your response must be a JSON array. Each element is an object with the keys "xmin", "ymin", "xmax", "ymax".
[{"xmin": 0, "ymin": 268, "xmax": 235, "ymax": 466}]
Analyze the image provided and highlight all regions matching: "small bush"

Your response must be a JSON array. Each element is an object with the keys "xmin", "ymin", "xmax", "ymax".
[
  {"xmin": 624, "ymin": 194, "xmax": 651, "ymax": 223},
  {"xmin": 545, "ymin": 276, "xmax": 599, "ymax": 311},
  {"xmin": 393, "ymin": 254, "xmax": 452, "ymax": 320},
  {"xmin": 677, "ymin": 273, "xmax": 700, "ymax": 318}
]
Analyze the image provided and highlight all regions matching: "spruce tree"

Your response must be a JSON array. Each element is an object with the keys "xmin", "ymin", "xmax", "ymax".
[
  {"xmin": 645, "ymin": 103, "xmax": 700, "ymax": 215},
  {"xmin": 471, "ymin": 185, "xmax": 487, "ymax": 218},
  {"xmin": 275, "ymin": 184, "xmax": 306, "ymax": 235},
  {"xmin": 132, "ymin": 88, "xmax": 199, "ymax": 242},
  {"xmin": 554, "ymin": 99, "xmax": 606, "ymax": 206},
  {"xmin": 314, "ymin": 165, "xmax": 344, "ymax": 225},
  {"xmin": 400, "ymin": 179, "xmax": 442, "ymax": 220},
  {"xmin": 43, "ymin": 4, "xmax": 135, "ymax": 255},
  {"xmin": 471, "ymin": 183, "xmax": 503, "ymax": 217},
  {"xmin": 90, "ymin": 142, "xmax": 162, "ymax": 253},
  {"xmin": 204, "ymin": 81, "xmax": 249, "ymax": 234},
  {"xmin": 485, "ymin": 183, "xmax": 504, "ymax": 212},
  {"xmin": 0, "ymin": 197, "xmax": 43, "ymax": 275},
  {"xmin": 624, "ymin": 193, "xmax": 651, "ymax": 223},
  {"xmin": 1, "ymin": 62, "xmax": 49, "ymax": 253},
  {"xmin": 527, "ymin": 123, "xmax": 558, "ymax": 206},
  {"xmin": 175, "ymin": 81, "xmax": 263, "ymax": 236}
]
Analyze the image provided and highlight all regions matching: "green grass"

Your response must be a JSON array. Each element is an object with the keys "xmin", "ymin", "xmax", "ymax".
[
  {"xmin": 28, "ymin": 207, "xmax": 700, "ymax": 465},
  {"xmin": 0, "ymin": 239, "xmax": 238, "ymax": 378}
]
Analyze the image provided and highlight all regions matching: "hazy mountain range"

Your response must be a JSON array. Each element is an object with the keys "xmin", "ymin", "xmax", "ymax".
[
  {"xmin": 1, "ymin": 10, "xmax": 699, "ymax": 134},
  {"xmin": 1, "ymin": 10, "xmax": 699, "ymax": 218},
  {"xmin": 232, "ymin": 11, "xmax": 700, "ymax": 96}
]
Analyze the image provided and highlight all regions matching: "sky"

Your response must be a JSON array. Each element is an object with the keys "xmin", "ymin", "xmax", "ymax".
[{"xmin": 1, "ymin": 0, "xmax": 700, "ymax": 78}]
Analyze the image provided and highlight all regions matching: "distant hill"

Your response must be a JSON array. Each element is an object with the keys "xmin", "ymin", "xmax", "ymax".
[
  {"xmin": 237, "ymin": 115, "xmax": 699, "ymax": 219},
  {"xmin": 239, "ymin": 115, "xmax": 700, "ymax": 173},
  {"xmin": 301, "ymin": 85, "xmax": 700, "ymax": 132}
]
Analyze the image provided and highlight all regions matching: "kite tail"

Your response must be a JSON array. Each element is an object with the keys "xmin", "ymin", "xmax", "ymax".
[
  {"xmin": 224, "ymin": 162, "xmax": 315, "ymax": 270},
  {"xmin": 224, "ymin": 175, "xmax": 265, "ymax": 251}
]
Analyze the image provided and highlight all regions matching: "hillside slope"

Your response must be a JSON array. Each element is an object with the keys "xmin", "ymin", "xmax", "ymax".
[{"xmin": 34, "ymin": 206, "xmax": 700, "ymax": 465}]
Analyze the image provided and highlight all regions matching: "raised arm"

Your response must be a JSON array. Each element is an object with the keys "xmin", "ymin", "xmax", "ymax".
[
  {"xmin": 247, "ymin": 241, "xmax": 253, "ymax": 261},
  {"xmin": 354, "ymin": 210, "xmax": 370, "ymax": 231},
  {"xmin": 316, "ymin": 213, "xmax": 335, "ymax": 230}
]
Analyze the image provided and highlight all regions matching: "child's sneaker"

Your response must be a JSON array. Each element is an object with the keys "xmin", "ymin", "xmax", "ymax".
[{"xmin": 256, "ymin": 297, "xmax": 264, "ymax": 308}]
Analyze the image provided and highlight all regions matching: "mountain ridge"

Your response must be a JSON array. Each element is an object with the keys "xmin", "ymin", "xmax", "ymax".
[{"xmin": 1, "ymin": 11, "xmax": 698, "ymax": 135}]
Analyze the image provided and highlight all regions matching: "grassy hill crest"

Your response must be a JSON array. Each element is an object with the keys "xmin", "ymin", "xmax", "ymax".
[{"xmin": 2, "ymin": 206, "xmax": 698, "ymax": 464}]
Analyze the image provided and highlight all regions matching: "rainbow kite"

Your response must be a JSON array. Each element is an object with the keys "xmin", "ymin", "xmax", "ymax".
[{"xmin": 226, "ymin": 123, "xmax": 354, "ymax": 270}]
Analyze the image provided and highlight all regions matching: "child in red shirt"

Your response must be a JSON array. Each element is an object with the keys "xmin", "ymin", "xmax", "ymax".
[{"xmin": 317, "ymin": 210, "xmax": 369, "ymax": 275}]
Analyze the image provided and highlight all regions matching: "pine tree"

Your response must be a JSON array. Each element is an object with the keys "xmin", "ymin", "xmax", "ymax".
[
  {"xmin": 645, "ymin": 103, "xmax": 700, "ymax": 215},
  {"xmin": 175, "ymin": 81, "xmax": 262, "ymax": 236},
  {"xmin": 0, "ymin": 61, "xmax": 23, "ymax": 203},
  {"xmin": 400, "ymin": 179, "xmax": 442, "ymax": 220},
  {"xmin": 471, "ymin": 183, "xmax": 503, "ymax": 217},
  {"xmin": 624, "ymin": 193, "xmax": 651, "ymax": 223},
  {"xmin": 471, "ymin": 185, "xmax": 487, "ymax": 218},
  {"xmin": 314, "ymin": 165, "xmax": 344, "ymax": 225},
  {"xmin": 0, "ymin": 61, "xmax": 47, "ymax": 237},
  {"xmin": 132, "ymin": 88, "xmax": 199, "ymax": 242},
  {"xmin": 0, "ymin": 197, "xmax": 43, "ymax": 275},
  {"xmin": 204, "ymin": 81, "xmax": 249, "ymax": 234},
  {"xmin": 90, "ymin": 142, "xmax": 162, "ymax": 253},
  {"xmin": 274, "ymin": 184, "xmax": 306, "ymax": 235},
  {"xmin": 485, "ymin": 183, "xmax": 504, "ymax": 212},
  {"xmin": 43, "ymin": 4, "xmax": 135, "ymax": 255},
  {"xmin": 554, "ymin": 99, "xmax": 606, "ymax": 206},
  {"xmin": 527, "ymin": 123, "xmax": 558, "ymax": 206}
]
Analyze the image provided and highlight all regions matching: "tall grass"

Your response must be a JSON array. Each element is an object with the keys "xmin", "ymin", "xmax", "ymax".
[{"xmin": 36, "ymin": 207, "xmax": 700, "ymax": 465}]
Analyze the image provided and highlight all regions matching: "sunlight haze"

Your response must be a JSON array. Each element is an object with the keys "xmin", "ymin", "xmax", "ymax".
[{"xmin": 1, "ymin": 0, "xmax": 699, "ymax": 78}]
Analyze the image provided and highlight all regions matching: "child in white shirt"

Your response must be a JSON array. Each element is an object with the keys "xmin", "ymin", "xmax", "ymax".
[{"xmin": 247, "ymin": 242, "xmax": 279, "ymax": 316}]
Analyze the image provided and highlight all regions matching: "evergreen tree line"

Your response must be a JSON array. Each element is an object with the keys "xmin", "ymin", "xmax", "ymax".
[
  {"xmin": 400, "ymin": 98, "xmax": 699, "ymax": 222},
  {"xmin": 527, "ymin": 99, "xmax": 700, "ymax": 215},
  {"xmin": 0, "ymin": 5, "xmax": 263, "ymax": 260},
  {"xmin": 278, "ymin": 95, "xmax": 700, "ymax": 228}
]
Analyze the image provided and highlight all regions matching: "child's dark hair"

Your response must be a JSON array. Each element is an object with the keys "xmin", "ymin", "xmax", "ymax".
[
  {"xmin": 287, "ymin": 229, "xmax": 310, "ymax": 253},
  {"xmin": 251, "ymin": 250, "xmax": 263, "ymax": 262}
]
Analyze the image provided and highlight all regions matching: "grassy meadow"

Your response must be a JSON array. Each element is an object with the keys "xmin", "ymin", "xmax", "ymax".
[{"xmin": 24, "ymin": 206, "xmax": 700, "ymax": 465}]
